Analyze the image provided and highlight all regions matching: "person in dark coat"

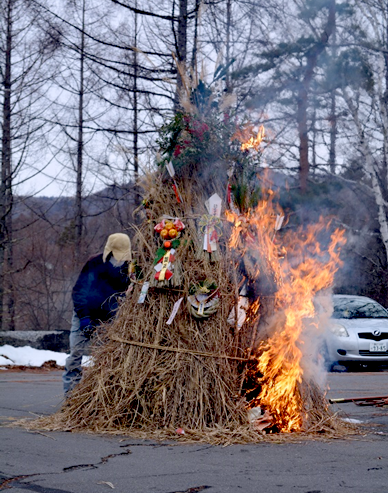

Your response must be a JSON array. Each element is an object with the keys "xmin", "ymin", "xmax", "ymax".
[{"xmin": 63, "ymin": 233, "xmax": 132, "ymax": 395}]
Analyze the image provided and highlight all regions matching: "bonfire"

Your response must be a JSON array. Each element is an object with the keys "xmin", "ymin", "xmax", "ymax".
[{"xmin": 28, "ymin": 81, "xmax": 356, "ymax": 444}]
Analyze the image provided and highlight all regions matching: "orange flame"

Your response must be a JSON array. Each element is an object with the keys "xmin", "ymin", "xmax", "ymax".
[
  {"xmin": 232, "ymin": 124, "xmax": 265, "ymax": 151},
  {"xmin": 226, "ymin": 189, "xmax": 346, "ymax": 432}
]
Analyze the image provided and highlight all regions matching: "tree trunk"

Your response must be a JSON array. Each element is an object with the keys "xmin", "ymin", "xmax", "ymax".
[
  {"xmin": 329, "ymin": 8, "xmax": 337, "ymax": 174},
  {"xmin": 174, "ymin": 0, "xmax": 188, "ymax": 110},
  {"xmin": 311, "ymin": 99, "xmax": 317, "ymax": 176},
  {"xmin": 343, "ymin": 89, "xmax": 388, "ymax": 266},
  {"xmin": 133, "ymin": 1, "xmax": 138, "ymax": 181},
  {"xmin": 382, "ymin": 15, "xmax": 388, "ymax": 193},
  {"xmin": 329, "ymin": 89, "xmax": 337, "ymax": 174},
  {"xmin": 75, "ymin": 0, "xmax": 86, "ymax": 261},
  {"xmin": 132, "ymin": 0, "xmax": 141, "ymax": 209},
  {"xmin": 297, "ymin": 85, "xmax": 309, "ymax": 192},
  {"xmin": 297, "ymin": 0, "xmax": 336, "ymax": 193},
  {"xmin": 225, "ymin": 0, "xmax": 231, "ymax": 92},
  {"xmin": 190, "ymin": 0, "xmax": 201, "ymax": 80},
  {"xmin": 0, "ymin": 0, "xmax": 13, "ymax": 330},
  {"xmin": 5, "ymin": 200, "xmax": 14, "ymax": 331}
]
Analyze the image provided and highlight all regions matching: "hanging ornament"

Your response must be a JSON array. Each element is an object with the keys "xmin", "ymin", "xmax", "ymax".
[
  {"xmin": 187, "ymin": 280, "xmax": 220, "ymax": 319},
  {"xmin": 155, "ymin": 249, "xmax": 172, "ymax": 280},
  {"xmin": 197, "ymin": 193, "xmax": 223, "ymax": 262},
  {"xmin": 198, "ymin": 215, "xmax": 223, "ymax": 253},
  {"xmin": 227, "ymin": 284, "xmax": 249, "ymax": 329},
  {"xmin": 151, "ymin": 218, "xmax": 185, "ymax": 287},
  {"xmin": 154, "ymin": 218, "xmax": 185, "ymax": 240}
]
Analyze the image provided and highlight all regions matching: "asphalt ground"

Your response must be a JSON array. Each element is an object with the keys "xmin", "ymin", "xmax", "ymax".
[{"xmin": 1, "ymin": 369, "xmax": 388, "ymax": 493}]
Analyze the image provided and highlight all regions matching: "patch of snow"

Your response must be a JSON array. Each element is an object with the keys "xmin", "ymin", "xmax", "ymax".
[{"xmin": 0, "ymin": 345, "xmax": 90, "ymax": 368}]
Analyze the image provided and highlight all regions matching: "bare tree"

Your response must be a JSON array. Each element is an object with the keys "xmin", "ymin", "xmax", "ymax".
[
  {"xmin": 75, "ymin": 0, "xmax": 86, "ymax": 258},
  {"xmin": 233, "ymin": 0, "xmax": 337, "ymax": 191},
  {"xmin": 333, "ymin": 0, "xmax": 388, "ymax": 267},
  {"xmin": 0, "ymin": 0, "xmax": 57, "ymax": 330}
]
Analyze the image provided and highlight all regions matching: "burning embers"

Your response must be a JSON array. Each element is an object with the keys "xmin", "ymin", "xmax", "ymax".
[{"xmin": 226, "ymin": 191, "xmax": 346, "ymax": 432}]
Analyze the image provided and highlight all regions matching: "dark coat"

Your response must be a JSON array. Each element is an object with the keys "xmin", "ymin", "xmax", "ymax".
[{"xmin": 72, "ymin": 253, "xmax": 130, "ymax": 324}]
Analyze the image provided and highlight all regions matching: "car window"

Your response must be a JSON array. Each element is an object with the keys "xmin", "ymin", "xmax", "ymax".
[{"xmin": 332, "ymin": 298, "xmax": 388, "ymax": 319}]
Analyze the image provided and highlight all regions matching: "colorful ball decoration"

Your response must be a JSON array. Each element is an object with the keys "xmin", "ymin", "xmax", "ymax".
[{"xmin": 154, "ymin": 218, "xmax": 185, "ymax": 240}]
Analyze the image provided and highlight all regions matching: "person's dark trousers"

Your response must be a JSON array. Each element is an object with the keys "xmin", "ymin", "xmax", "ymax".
[{"xmin": 62, "ymin": 312, "xmax": 91, "ymax": 395}]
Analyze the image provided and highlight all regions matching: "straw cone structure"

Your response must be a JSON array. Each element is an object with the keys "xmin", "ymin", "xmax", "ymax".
[
  {"xmin": 28, "ymin": 173, "xmax": 356, "ymax": 444},
  {"xmin": 31, "ymin": 176, "xmax": 251, "ymax": 438}
]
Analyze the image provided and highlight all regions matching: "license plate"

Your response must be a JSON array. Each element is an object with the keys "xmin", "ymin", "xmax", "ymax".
[{"xmin": 370, "ymin": 342, "xmax": 387, "ymax": 352}]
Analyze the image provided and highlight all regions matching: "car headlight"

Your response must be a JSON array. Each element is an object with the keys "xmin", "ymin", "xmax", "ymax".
[{"xmin": 329, "ymin": 323, "xmax": 349, "ymax": 337}]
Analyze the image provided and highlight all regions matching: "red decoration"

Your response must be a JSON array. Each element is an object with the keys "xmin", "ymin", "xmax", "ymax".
[{"xmin": 172, "ymin": 183, "xmax": 181, "ymax": 203}]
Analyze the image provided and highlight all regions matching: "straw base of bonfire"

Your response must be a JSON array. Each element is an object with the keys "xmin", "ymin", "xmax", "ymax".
[
  {"xmin": 24, "ymin": 175, "xmax": 358, "ymax": 444},
  {"xmin": 26, "ymin": 398, "xmax": 357, "ymax": 446},
  {"xmin": 30, "ymin": 372, "xmax": 357, "ymax": 445}
]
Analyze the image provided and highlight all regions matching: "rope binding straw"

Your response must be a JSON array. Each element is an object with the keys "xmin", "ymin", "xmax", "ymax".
[{"xmin": 110, "ymin": 335, "xmax": 249, "ymax": 361}]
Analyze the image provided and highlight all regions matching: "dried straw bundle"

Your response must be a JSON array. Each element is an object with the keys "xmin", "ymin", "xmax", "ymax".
[
  {"xmin": 27, "ymin": 173, "xmax": 357, "ymax": 443},
  {"xmin": 299, "ymin": 380, "xmax": 349, "ymax": 434},
  {"xmin": 57, "ymin": 263, "xmax": 247, "ymax": 432},
  {"xmin": 32, "ymin": 173, "xmax": 257, "ymax": 439}
]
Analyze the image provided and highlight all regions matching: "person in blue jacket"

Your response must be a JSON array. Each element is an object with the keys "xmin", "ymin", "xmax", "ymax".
[{"xmin": 63, "ymin": 233, "xmax": 132, "ymax": 395}]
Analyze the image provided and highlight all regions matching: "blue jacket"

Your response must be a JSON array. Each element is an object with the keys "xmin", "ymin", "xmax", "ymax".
[{"xmin": 72, "ymin": 253, "xmax": 130, "ymax": 324}]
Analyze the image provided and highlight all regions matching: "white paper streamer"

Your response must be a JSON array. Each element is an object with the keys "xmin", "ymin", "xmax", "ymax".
[
  {"xmin": 166, "ymin": 297, "xmax": 184, "ymax": 325},
  {"xmin": 166, "ymin": 161, "xmax": 175, "ymax": 178},
  {"xmin": 137, "ymin": 282, "xmax": 150, "ymax": 304}
]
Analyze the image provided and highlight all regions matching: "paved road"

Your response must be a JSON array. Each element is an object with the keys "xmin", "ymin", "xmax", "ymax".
[{"xmin": 1, "ymin": 369, "xmax": 387, "ymax": 493}]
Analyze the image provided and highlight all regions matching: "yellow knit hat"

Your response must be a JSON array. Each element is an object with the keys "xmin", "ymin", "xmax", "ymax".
[{"xmin": 103, "ymin": 233, "xmax": 132, "ymax": 263}]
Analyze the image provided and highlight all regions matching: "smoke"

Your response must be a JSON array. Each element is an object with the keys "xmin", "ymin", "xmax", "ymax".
[{"xmin": 300, "ymin": 291, "xmax": 334, "ymax": 389}]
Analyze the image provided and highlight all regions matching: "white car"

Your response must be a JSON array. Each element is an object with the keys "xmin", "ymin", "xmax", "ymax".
[{"xmin": 324, "ymin": 294, "xmax": 388, "ymax": 369}]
